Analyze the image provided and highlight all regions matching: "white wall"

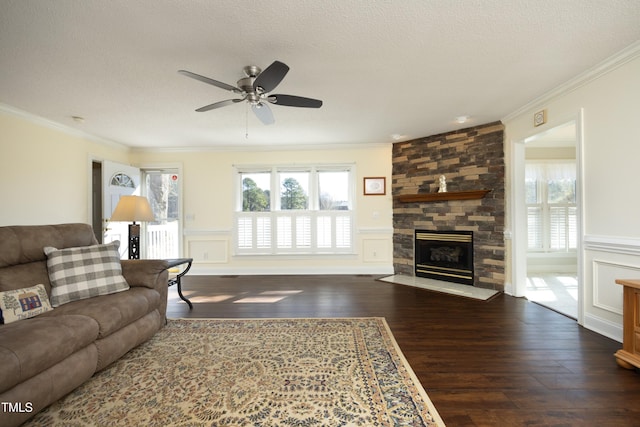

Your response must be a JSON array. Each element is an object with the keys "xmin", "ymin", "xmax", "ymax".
[
  {"xmin": 1, "ymin": 104, "xmax": 394, "ymax": 275},
  {"xmin": 504, "ymin": 44, "xmax": 640, "ymax": 341},
  {"xmin": 0, "ymin": 107, "xmax": 130, "ymax": 226},
  {"xmin": 130, "ymin": 145, "xmax": 394, "ymax": 275}
]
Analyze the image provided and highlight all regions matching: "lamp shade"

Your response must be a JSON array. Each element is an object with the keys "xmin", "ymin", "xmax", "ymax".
[{"xmin": 110, "ymin": 195, "xmax": 155, "ymax": 222}]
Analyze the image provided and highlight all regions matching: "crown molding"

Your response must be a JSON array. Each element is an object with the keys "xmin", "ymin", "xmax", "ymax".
[
  {"xmin": 0, "ymin": 103, "xmax": 130, "ymax": 152},
  {"xmin": 130, "ymin": 141, "xmax": 392, "ymax": 154},
  {"xmin": 503, "ymin": 41, "xmax": 640, "ymax": 122},
  {"xmin": 1, "ymin": 101, "xmax": 391, "ymax": 153}
]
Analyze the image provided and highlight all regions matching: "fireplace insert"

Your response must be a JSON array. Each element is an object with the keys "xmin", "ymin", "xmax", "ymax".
[{"xmin": 415, "ymin": 230, "xmax": 474, "ymax": 285}]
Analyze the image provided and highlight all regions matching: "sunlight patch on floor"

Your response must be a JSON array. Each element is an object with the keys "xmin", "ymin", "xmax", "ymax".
[
  {"xmin": 190, "ymin": 295, "xmax": 237, "ymax": 303},
  {"xmin": 234, "ymin": 290, "xmax": 304, "ymax": 304},
  {"xmin": 169, "ymin": 288, "xmax": 305, "ymax": 304},
  {"xmin": 234, "ymin": 296, "xmax": 288, "ymax": 303},
  {"xmin": 259, "ymin": 290, "xmax": 304, "ymax": 296},
  {"xmin": 526, "ymin": 274, "xmax": 577, "ymax": 318}
]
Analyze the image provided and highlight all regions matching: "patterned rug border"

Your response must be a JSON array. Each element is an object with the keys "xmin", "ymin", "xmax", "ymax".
[{"xmin": 25, "ymin": 316, "xmax": 445, "ymax": 427}]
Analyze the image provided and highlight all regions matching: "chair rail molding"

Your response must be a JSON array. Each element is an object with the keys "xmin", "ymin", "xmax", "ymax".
[
  {"xmin": 583, "ymin": 235, "xmax": 640, "ymax": 256},
  {"xmin": 183, "ymin": 228, "xmax": 232, "ymax": 236}
]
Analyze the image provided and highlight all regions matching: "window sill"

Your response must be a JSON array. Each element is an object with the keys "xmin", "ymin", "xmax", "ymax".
[{"xmin": 233, "ymin": 252, "xmax": 358, "ymax": 258}]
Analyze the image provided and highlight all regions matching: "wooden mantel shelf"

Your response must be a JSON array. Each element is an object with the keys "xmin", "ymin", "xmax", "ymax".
[{"xmin": 395, "ymin": 190, "xmax": 491, "ymax": 203}]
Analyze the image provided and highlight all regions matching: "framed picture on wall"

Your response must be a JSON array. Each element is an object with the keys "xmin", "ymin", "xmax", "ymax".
[{"xmin": 363, "ymin": 177, "xmax": 386, "ymax": 195}]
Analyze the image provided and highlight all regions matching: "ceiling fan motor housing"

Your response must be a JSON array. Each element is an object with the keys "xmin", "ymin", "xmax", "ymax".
[{"xmin": 237, "ymin": 76, "xmax": 260, "ymax": 103}]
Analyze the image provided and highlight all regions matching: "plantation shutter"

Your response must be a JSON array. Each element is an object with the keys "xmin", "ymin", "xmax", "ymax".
[{"xmin": 525, "ymin": 161, "xmax": 576, "ymax": 253}]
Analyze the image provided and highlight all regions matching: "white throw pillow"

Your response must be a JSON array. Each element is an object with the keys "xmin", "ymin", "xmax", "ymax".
[{"xmin": 44, "ymin": 241, "xmax": 129, "ymax": 307}]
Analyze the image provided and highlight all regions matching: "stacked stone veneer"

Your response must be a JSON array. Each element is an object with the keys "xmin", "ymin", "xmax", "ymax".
[{"xmin": 392, "ymin": 121, "xmax": 505, "ymax": 290}]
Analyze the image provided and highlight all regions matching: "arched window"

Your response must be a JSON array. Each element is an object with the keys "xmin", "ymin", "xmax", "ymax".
[{"xmin": 110, "ymin": 173, "xmax": 135, "ymax": 188}]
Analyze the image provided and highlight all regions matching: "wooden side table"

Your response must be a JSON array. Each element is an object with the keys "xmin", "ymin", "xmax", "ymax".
[
  {"xmin": 614, "ymin": 279, "xmax": 640, "ymax": 370},
  {"xmin": 166, "ymin": 258, "xmax": 193, "ymax": 309}
]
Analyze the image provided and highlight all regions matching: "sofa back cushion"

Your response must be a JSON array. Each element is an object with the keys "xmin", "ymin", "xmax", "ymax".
[{"xmin": 0, "ymin": 224, "xmax": 98, "ymax": 295}]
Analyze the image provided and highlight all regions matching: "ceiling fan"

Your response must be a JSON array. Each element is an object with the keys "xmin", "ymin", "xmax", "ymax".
[{"xmin": 179, "ymin": 61, "xmax": 322, "ymax": 125}]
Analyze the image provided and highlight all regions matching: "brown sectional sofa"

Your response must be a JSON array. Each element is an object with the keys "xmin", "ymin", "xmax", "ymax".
[{"xmin": 0, "ymin": 223, "xmax": 169, "ymax": 426}]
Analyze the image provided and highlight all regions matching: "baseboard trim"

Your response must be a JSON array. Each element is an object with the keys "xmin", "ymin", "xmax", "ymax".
[
  {"xmin": 583, "ymin": 312, "xmax": 623, "ymax": 343},
  {"xmin": 188, "ymin": 265, "xmax": 395, "ymax": 276}
]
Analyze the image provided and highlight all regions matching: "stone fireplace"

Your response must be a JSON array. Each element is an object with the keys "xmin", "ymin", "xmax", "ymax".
[
  {"xmin": 415, "ymin": 230, "xmax": 474, "ymax": 285},
  {"xmin": 392, "ymin": 122, "xmax": 505, "ymax": 291}
]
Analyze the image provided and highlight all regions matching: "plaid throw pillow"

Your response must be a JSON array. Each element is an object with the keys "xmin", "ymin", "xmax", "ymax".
[{"xmin": 44, "ymin": 241, "xmax": 129, "ymax": 307}]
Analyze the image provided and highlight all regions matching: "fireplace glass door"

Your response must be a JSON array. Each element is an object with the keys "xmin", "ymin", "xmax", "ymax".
[{"xmin": 415, "ymin": 230, "xmax": 474, "ymax": 285}]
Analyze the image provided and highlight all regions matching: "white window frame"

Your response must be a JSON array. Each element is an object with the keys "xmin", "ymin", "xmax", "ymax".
[
  {"xmin": 526, "ymin": 161, "xmax": 577, "ymax": 253},
  {"xmin": 234, "ymin": 164, "xmax": 356, "ymax": 255}
]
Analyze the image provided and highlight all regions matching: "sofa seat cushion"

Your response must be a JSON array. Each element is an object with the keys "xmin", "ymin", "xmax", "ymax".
[
  {"xmin": 43, "ymin": 287, "xmax": 161, "ymax": 339},
  {"xmin": 0, "ymin": 314, "xmax": 99, "ymax": 394}
]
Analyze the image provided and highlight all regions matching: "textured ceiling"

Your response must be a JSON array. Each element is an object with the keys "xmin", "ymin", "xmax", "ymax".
[{"xmin": 0, "ymin": 0, "xmax": 639, "ymax": 149}]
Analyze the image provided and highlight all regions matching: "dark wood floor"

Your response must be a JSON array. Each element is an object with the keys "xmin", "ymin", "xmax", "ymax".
[{"xmin": 167, "ymin": 275, "xmax": 640, "ymax": 426}]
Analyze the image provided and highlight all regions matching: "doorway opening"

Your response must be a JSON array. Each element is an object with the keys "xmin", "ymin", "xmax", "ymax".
[
  {"xmin": 90, "ymin": 160, "xmax": 181, "ymax": 259},
  {"xmin": 91, "ymin": 161, "xmax": 103, "ymax": 243},
  {"xmin": 142, "ymin": 169, "xmax": 181, "ymax": 259},
  {"xmin": 523, "ymin": 121, "xmax": 578, "ymax": 319}
]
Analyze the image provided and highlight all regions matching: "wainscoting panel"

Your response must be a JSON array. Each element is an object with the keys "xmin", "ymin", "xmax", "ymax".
[
  {"xmin": 181, "ymin": 227, "xmax": 393, "ymax": 275},
  {"xmin": 362, "ymin": 238, "xmax": 392, "ymax": 263},
  {"xmin": 591, "ymin": 259, "xmax": 639, "ymax": 315},
  {"xmin": 188, "ymin": 239, "xmax": 229, "ymax": 264},
  {"xmin": 583, "ymin": 235, "xmax": 640, "ymax": 342}
]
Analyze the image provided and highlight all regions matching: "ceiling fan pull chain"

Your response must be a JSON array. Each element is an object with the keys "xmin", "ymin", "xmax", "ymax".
[{"xmin": 245, "ymin": 103, "xmax": 249, "ymax": 139}]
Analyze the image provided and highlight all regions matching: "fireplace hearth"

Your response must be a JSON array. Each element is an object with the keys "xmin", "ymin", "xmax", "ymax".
[{"xmin": 415, "ymin": 230, "xmax": 474, "ymax": 285}]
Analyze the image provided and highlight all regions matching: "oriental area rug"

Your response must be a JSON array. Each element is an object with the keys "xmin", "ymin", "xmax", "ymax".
[{"xmin": 26, "ymin": 318, "xmax": 445, "ymax": 426}]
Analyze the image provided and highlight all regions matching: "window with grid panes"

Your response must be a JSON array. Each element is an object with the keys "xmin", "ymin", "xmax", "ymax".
[
  {"xmin": 235, "ymin": 166, "xmax": 354, "ymax": 254},
  {"xmin": 526, "ymin": 161, "xmax": 577, "ymax": 252}
]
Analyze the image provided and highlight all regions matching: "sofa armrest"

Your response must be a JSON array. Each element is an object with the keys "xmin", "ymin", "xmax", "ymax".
[
  {"xmin": 121, "ymin": 259, "xmax": 169, "ymax": 319},
  {"xmin": 121, "ymin": 259, "xmax": 169, "ymax": 288}
]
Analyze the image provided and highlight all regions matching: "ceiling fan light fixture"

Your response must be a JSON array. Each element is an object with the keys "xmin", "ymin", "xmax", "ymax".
[{"xmin": 455, "ymin": 115, "xmax": 470, "ymax": 124}]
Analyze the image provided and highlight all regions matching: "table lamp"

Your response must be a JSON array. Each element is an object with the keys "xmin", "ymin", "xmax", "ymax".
[{"xmin": 109, "ymin": 195, "xmax": 155, "ymax": 259}]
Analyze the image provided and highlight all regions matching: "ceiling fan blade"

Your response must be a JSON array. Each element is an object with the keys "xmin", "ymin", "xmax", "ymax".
[
  {"xmin": 251, "ymin": 102, "xmax": 275, "ymax": 125},
  {"xmin": 253, "ymin": 61, "xmax": 289, "ymax": 93},
  {"xmin": 269, "ymin": 94, "xmax": 323, "ymax": 108},
  {"xmin": 178, "ymin": 70, "xmax": 242, "ymax": 94},
  {"xmin": 196, "ymin": 98, "xmax": 244, "ymax": 112}
]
